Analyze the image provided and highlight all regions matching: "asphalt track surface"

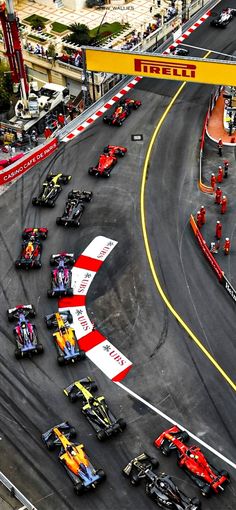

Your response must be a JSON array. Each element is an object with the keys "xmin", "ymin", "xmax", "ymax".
[{"xmin": 1, "ymin": 1, "xmax": 236, "ymax": 508}]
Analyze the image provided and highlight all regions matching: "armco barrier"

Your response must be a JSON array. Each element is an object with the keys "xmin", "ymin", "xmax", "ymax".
[
  {"xmin": 0, "ymin": 138, "xmax": 58, "ymax": 185},
  {"xmin": 190, "ymin": 214, "xmax": 223, "ymax": 281},
  {"xmin": 0, "ymin": 471, "xmax": 37, "ymax": 510}
]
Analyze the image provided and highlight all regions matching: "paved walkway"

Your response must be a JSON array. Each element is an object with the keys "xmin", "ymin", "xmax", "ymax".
[
  {"xmin": 15, "ymin": 0, "xmax": 156, "ymax": 33},
  {"xmin": 207, "ymin": 92, "xmax": 236, "ymax": 144}
]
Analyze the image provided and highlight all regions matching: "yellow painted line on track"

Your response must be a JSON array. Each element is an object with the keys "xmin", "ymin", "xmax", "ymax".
[{"xmin": 140, "ymin": 52, "xmax": 236, "ymax": 393}]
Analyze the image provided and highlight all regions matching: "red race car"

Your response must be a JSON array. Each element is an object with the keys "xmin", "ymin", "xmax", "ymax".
[
  {"xmin": 103, "ymin": 98, "xmax": 141, "ymax": 126},
  {"xmin": 88, "ymin": 145, "xmax": 127, "ymax": 177},
  {"xmin": 119, "ymin": 98, "xmax": 142, "ymax": 110},
  {"xmin": 15, "ymin": 228, "xmax": 48, "ymax": 269},
  {"xmin": 154, "ymin": 426, "xmax": 230, "ymax": 497}
]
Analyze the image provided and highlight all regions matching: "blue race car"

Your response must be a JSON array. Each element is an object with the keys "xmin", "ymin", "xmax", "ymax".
[
  {"xmin": 47, "ymin": 252, "xmax": 75, "ymax": 298},
  {"xmin": 7, "ymin": 304, "xmax": 44, "ymax": 359}
]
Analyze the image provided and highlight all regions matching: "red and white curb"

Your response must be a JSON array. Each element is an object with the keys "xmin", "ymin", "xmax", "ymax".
[
  {"xmin": 58, "ymin": 236, "xmax": 133, "ymax": 382},
  {"xmin": 62, "ymin": 10, "xmax": 211, "ymax": 143},
  {"xmin": 163, "ymin": 11, "xmax": 211, "ymax": 54}
]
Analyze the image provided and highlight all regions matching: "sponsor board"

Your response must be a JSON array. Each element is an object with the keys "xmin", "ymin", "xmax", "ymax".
[
  {"xmin": 85, "ymin": 47, "xmax": 236, "ymax": 87},
  {"xmin": 0, "ymin": 138, "xmax": 58, "ymax": 185},
  {"xmin": 85, "ymin": 339, "xmax": 132, "ymax": 381},
  {"xmin": 58, "ymin": 236, "xmax": 133, "ymax": 381},
  {"xmin": 222, "ymin": 275, "xmax": 236, "ymax": 303}
]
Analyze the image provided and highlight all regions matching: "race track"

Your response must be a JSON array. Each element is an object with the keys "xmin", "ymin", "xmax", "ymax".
[{"xmin": 0, "ymin": 1, "xmax": 236, "ymax": 508}]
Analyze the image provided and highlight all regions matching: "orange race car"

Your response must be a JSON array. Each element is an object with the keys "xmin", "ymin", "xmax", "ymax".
[
  {"xmin": 42, "ymin": 422, "xmax": 106, "ymax": 494},
  {"xmin": 45, "ymin": 311, "xmax": 85, "ymax": 365}
]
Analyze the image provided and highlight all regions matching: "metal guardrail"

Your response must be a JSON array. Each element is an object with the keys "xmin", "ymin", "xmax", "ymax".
[
  {"xmin": 57, "ymin": 0, "xmax": 220, "ymax": 141},
  {"xmin": 0, "ymin": 471, "xmax": 38, "ymax": 510}
]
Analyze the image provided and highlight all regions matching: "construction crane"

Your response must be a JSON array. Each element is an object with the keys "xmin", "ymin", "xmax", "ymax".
[{"xmin": 0, "ymin": 0, "xmax": 29, "ymax": 99}]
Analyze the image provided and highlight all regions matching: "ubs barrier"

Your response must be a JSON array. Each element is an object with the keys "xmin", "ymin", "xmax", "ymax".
[{"xmin": 0, "ymin": 138, "xmax": 58, "ymax": 185}]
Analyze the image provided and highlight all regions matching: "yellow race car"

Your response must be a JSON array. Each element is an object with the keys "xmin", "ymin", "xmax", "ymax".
[
  {"xmin": 42, "ymin": 422, "xmax": 106, "ymax": 494},
  {"xmin": 32, "ymin": 173, "xmax": 71, "ymax": 207},
  {"xmin": 45, "ymin": 311, "xmax": 85, "ymax": 365}
]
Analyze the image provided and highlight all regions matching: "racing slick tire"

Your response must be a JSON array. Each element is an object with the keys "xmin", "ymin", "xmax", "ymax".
[
  {"xmin": 201, "ymin": 485, "xmax": 211, "ymax": 497},
  {"xmin": 59, "ymin": 175, "xmax": 72, "ymax": 184},
  {"xmin": 220, "ymin": 470, "xmax": 230, "ymax": 478},
  {"xmin": 96, "ymin": 469, "xmax": 106, "ymax": 482},
  {"xmin": 29, "ymin": 306, "xmax": 36, "ymax": 318},
  {"xmin": 117, "ymin": 418, "xmax": 126, "ymax": 431},
  {"xmin": 36, "ymin": 344, "xmax": 44, "ymax": 354},
  {"xmin": 161, "ymin": 445, "xmax": 171, "ymax": 456},
  {"xmin": 47, "ymin": 290, "xmax": 54, "ymax": 298},
  {"xmin": 69, "ymin": 392, "xmax": 78, "ymax": 403},
  {"xmin": 56, "ymin": 217, "xmax": 63, "ymax": 225},
  {"xmin": 32, "ymin": 197, "xmax": 38, "ymax": 206},
  {"xmin": 120, "ymin": 151, "xmax": 126, "ymax": 157},
  {"xmin": 104, "ymin": 171, "xmax": 110, "ymax": 178},
  {"xmin": 117, "ymin": 120, "xmax": 122, "ymax": 127},
  {"xmin": 46, "ymin": 438, "xmax": 56, "ymax": 451},
  {"xmin": 79, "ymin": 350, "xmax": 86, "ymax": 360},
  {"xmin": 74, "ymin": 481, "xmax": 84, "ymax": 495},
  {"xmin": 14, "ymin": 349, "xmax": 22, "ymax": 360},
  {"xmin": 97, "ymin": 430, "xmax": 106, "ymax": 442},
  {"xmin": 57, "ymin": 355, "xmax": 65, "ymax": 366},
  {"xmin": 48, "ymin": 199, "xmax": 55, "ymax": 208},
  {"xmin": 130, "ymin": 474, "xmax": 140, "ymax": 486},
  {"xmin": 34, "ymin": 260, "xmax": 42, "ymax": 269},
  {"xmin": 150, "ymin": 458, "xmax": 159, "ymax": 469},
  {"xmin": 45, "ymin": 318, "xmax": 53, "ymax": 328},
  {"xmin": 180, "ymin": 431, "xmax": 189, "ymax": 442},
  {"xmin": 7, "ymin": 311, "xmax": 15, "ymax": 322},
  {"xmin": 91, "ymin": 382, "xmax": 98, "ymax": 392},
  {"xmin": 69, "ymin": 427, "xmax": 77, "ymax": 439},
  {"xmin": 191, "ymin": 497, "xmax": 201, "ymax": 508},
  {"xmin": 15, "ymin": 260, "xmax": 21, "ymax": 269},
  {"xmin": 66, "ymin": 288, "xmax": 74, "ymax": 296}
]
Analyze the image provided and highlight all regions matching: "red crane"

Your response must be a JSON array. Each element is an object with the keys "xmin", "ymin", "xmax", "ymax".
[{"xmin": 0, "ymin": 0, "xmax": 29, "ymax": 99}]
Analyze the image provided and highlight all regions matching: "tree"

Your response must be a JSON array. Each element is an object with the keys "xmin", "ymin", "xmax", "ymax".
[
  {"xmin": 66, "ymin": 23, "xmax": 91, "ymax": 45},
  {"xmin": 47, "ymin": 42, "xmax": 56, "ymax": 58}
]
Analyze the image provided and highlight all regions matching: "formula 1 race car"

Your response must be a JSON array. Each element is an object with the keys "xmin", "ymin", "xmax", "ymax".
[
  {"xmin": 47, "ymin": 253, "xmax": 75, "ymax": 297},
  {"xmin": 119, "ymin": 98, "xmax": 142, "ymax": 110},
  {"xmin": 7, "ymin": 304, "xmax": 44, "ymax": 359},
  {"xmin": 88, "ymin": 145, "xmax": 127, "ymax": 177},
  {"xmin": 45, "ymin": 311, "xmax": 85, "ymax": 365},
  {"xmin": 32, "ymin": 173, "xmax": 71, "ymax": 207},
  {"xmin": 123, "ymin": 453, "xmax": 201, "ymax": 509},
  {"xmin": 64, "ymin": 378, "xmax": 126, "ymax": 440},
  {"xmin": 171, "ymin": 47, "xmax": 189, "ymax": 56},
  {"xmin": 56, "ymin": 190, "xmax": 93, "ymax": 227},
  {"xmin": 15, "ymin": 228, "xmax": 48, "ymax": 269},
  {"xmin": 42, "ymin": 422, "xmax": 106, "ymax": 494},
  {"xmin": 210, "ymin": 8, "xmax": 236, "ymax": 27},
  {"xmin": 154, "ymin": 426, "xmax": 230, "ymax": 497}
]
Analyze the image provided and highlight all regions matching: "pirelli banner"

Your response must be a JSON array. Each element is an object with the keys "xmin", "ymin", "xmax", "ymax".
[{"xmin": 85, "ymin": 48, "xmax": 236, "ymax": 87}]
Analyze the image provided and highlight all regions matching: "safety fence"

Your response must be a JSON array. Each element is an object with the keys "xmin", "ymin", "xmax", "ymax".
[
  {"xmin": 0, "ymin": 471, "xmax": 38, "ymax": 510},
  {"xmin": 190, "ymin": 215, "xmax": 236, "ymax": 306},
  {"xmin": 198, "ymin": 85, "xmax": 222, "ymax": 193}
]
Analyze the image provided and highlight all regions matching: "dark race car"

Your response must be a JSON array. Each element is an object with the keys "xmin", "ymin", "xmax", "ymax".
[
  {"xmin": 123, "ymin": 453, "xmax": 201, "ymax": 509},
  {"xmin": 88, "ymin": 145, "xmax": 127, "ymax": 177},
  {"xmin": 154, "ymin": 426, "xmax": 230, "ymax": 497},
  {"xmin": 47, "ymin": 252, "xmax": 75, "ymax": 297},
  {"xmin": 171, "ymin": 47, "xmax": 189, "ymax": 56},
  {"xmin": 119, "ymin": 98, "xmax": 142, "ymax": 110},
  {"xmin": 56, "ymin": 190, "xmax": 93, "ymax": 227},
  {"xmin": 15, "ymin": 228, "xmax": 48, "ymax": 269},
  {"xmin": 64, "ymin": 377, "xmax": 126, "ymax": 440},
  {"xmin": 210, "ymin": 8, "xmax": 236, "ymax": 27},
  {"xmin": 42, "ymin": 422, "xmax": 106, "ymax": 494},
  {"xmin": 32, "ymin": 173, "xmax": 71, "ymax": 207},
  {"xmin": 45, "ymin": 311, "xmax": 85, "ymax": 365},
  {"xmin": 7, "ymin": 304, "xmax": 44, "ymax": 359}
]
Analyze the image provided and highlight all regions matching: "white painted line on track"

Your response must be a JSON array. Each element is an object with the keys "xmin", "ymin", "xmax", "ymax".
[
  {"xmin": 116, "ymin": 381, "xmax": 236, "ymax": 471},
  {"xmin": 181, "ymin": 43, "xmax": 236, "ymax": 59}
]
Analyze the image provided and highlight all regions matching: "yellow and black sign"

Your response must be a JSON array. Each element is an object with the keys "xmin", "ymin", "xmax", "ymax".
[{"xmin": 85, "ymin": 48, "xmax": 236, "ymax": 87}]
